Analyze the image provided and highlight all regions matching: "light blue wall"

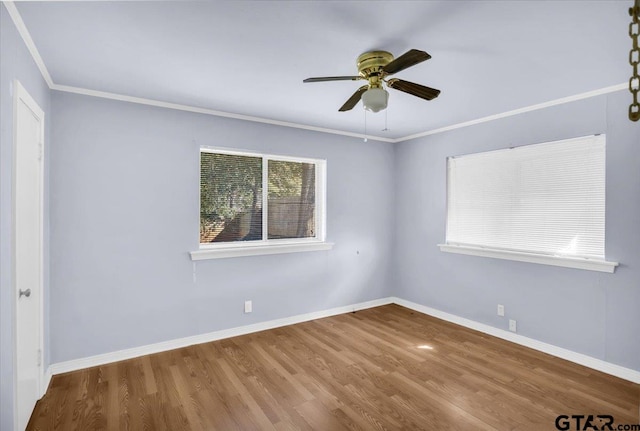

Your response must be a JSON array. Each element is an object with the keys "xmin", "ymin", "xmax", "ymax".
[
  {"xmin": 393, "ymin": 90, "xmax": 640, "ymax": 372},
  {"xmin": 0, "ymin": 4, "xmax": 51, "ymax": 430},
  {"xmin": 49, "ymin": 89, "xmax": 640, "ymax": 373},
  {"xmin": 3, "ymin": 6, "xmax": 639, "ymax": 429},
  {"xmin": 49, "ymin": 91, "xmax": 395, "ymax": 363}
]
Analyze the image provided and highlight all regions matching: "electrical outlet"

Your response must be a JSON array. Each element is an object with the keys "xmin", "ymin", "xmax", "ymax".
[
  {"xmin": 244, "ymin": 300, "xmax": 252, "ymax": 313},
  {"xmin": 497, "ymin": 304, "xmax": 505, "ymax": 316},
  {"xmin": 509, "ymin": 319, "xmax": 517, "ymax": 332}
]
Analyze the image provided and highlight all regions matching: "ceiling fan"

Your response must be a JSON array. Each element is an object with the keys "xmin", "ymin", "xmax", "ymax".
[{"xmin": 303, "ymin": 49, "xmax": 440, "ymax": 113}]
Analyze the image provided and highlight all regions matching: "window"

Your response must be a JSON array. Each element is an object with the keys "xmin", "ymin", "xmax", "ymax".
[
  {"xmin": 192, "ymin": 148, "xmax": 330, "ymax": 260},
  {"xmin": 439, "ymin": 135, "xmax": 618, "ymax": 273}
]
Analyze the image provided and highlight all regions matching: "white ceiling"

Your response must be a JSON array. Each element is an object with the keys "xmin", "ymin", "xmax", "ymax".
[{"xmin": 13, "ymin": 1, "xmax": 632, "ymax": 141}]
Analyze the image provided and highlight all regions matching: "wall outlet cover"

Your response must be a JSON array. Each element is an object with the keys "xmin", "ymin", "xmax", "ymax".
[{"xmin": 509, "ymin": 319, "xmax": 517, "ymax": 332}]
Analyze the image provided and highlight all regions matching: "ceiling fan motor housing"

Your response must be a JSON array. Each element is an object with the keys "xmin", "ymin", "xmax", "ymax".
[{"xmin": 357, "ymin": 51, "xmax": 394, "ymax": 88}]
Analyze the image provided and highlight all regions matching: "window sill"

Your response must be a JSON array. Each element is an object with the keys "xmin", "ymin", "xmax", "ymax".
[
  {"xmin": 190, "ymin": 241, "xmax": 334, "ymax": 260},
  {"xmin": 438, "ymin": 244, "xmax": 619, "ymax": 273}
]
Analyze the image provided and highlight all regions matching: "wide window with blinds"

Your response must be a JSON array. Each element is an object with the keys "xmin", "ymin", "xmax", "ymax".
[
  {"xmin": 195, "ymin": 148, "xmax": 328, "ymax": 259},
  {"xmin": 440, "ymin": 135, "xmax": 618, "ymax": 273}
]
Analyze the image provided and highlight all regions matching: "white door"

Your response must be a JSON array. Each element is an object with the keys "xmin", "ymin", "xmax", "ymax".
[{"xmin": 13, "ymin": 80, "xmax": 45, "ymax": 431}]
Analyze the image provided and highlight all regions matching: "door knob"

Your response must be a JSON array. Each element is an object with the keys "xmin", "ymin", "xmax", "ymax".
[{"xmin": 18, "ymin": 288, "xmax": 31, "ymax": 298}]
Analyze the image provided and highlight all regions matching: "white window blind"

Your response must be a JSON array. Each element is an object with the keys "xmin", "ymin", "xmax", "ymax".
[{"xmin": 445, "ymin": 135, "xmax": 606, "ymax": 261}]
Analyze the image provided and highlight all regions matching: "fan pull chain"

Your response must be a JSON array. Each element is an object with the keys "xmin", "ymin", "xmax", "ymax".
[
  {"xmin": 383, "ymin": 108, "xmax": 389, "ymax": 132},
  {"xmin": 364, "ymin": 109, "xmax": 368, "ymax": 142}
]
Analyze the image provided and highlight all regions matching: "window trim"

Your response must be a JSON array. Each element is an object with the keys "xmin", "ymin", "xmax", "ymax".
[
  {"xmin": 193, "ymin": 147, "xmax": 331, "ymax": 260},
  {"xmin": 191, "ymin": 240, "xmax": 334, "ymax": 260},
  {"xmin": 438, "ymin": 243, "xmax": 618, "ymax": 273}
]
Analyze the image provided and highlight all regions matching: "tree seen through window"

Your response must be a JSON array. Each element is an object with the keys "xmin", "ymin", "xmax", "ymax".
[{"xmin": 200, "ymin": 152, "xmax": 316, "ymax": 244}]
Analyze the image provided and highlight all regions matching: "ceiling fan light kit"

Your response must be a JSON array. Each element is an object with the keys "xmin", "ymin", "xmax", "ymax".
[
  {"xmin": 303, "ymin": 48, "xmax": 440, "ymax": 113},
  {"xmin": 362, "ymin": 88, "xmax": 389, "ymax": 113}
]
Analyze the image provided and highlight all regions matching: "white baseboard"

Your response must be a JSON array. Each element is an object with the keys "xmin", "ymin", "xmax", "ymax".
[
  {"xmin": 47, "ymin": 295, "xmax": 640, "ymax": 384},
  {"xmin": 47, "ymin": 297, "xmax": 394, "ymax": 376},
  {"xmin": 391, "ymin": 297, "xmax": 640, "ymax": 384}
]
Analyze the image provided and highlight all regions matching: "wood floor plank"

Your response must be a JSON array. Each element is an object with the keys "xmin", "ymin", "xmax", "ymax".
[{"xmin": 27, "ymin": 304, "xmax": 640, "ymax": 430}]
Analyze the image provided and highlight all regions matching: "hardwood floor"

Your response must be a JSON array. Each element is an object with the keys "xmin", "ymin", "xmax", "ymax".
[{"xmin": 28, "ymin": 304, "xmax": 639, "ymax": 430}]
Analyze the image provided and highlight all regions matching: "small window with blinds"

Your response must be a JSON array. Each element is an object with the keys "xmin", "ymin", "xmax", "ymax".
[
  {"xmin": 200, "ymin": 148, "xmax": 325, "ymax": 246},
  {"xmin": 442, "ymin": 135, "xmax": 617, "ymax": 272}
]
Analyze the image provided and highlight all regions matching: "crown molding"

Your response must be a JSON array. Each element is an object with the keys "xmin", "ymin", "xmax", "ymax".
[
  {"xmin": 50, "ymin": 84, "xmax": 395, "ymax": 143},
  {"xmin": 3, "ymin": 1, "xmax": 53, "ymax": 87},
  {"xmin": 394, "ymin": 83, "xmax": 627, "ymax": 143},
  {"xmin": 4, "ymin": 1, "xmax": 393, "ymax": 143},
  {"xmin": 4, "ymin": 1, "xmax": 628, "ymax": 144}
]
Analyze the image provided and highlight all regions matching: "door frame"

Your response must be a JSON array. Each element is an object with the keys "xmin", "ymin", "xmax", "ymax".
[{"xmin": 12, "ymin": 79, "xmax": 46, "ymax": 429}]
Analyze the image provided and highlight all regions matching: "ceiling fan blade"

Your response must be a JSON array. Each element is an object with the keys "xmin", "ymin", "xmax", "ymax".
[
  {"xmin": 303, "ymin": 76, "xmax": 361, "ymax": 83},
  {"xmin": 387, "ymin": 78, "xmax": 440, "ymax": 100},
  {"xmin": 382, "ymin": 49, "xmax": 431, "ymax": 75},
  {"xmin": 339, "ymin": 85, "xmax": 369, "ymax": 112}
]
